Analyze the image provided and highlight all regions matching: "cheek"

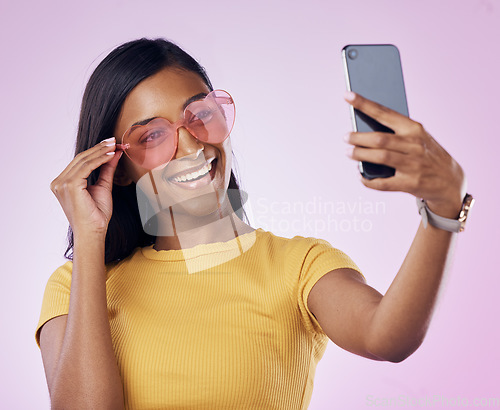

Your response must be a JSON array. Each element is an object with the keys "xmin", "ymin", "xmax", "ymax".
[{"xmin": 120, "ymin": 155, "xmax": 148, "ymax": 183}]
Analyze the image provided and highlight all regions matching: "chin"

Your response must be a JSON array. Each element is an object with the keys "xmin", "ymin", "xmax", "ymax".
[
  {"xmin": 136, "ymin": 181, "xmax": 231, "ymax": 236},
  {"xmin": 171, "ymin": 189, "xmax": 228, "ymax": 218}
]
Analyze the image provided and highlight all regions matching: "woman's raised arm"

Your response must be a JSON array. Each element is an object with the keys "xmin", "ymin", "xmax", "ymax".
[
  {"xmin": 308, "ymin": 92, "xmax": 467, "ymax": 362},
  {"xmin": 40, "ymin": 139, "xmax": 125, "ymax": 409}
]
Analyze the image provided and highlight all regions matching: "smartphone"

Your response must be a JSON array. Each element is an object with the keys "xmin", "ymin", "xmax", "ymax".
[{"xmin": 342, "ymin": 44, "xmax": 409, "ymax": 179}]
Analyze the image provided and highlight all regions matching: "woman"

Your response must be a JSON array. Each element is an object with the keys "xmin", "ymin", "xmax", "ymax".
[{"xmin": 35, "ymin": 38, "xmax": 471, "ymax": 409}]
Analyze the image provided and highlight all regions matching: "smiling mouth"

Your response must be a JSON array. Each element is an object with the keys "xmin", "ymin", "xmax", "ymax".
[
  {"xmin": 164, "ymin": 158, "xmax": 217, "ymax": 188},
  {"xmin": 169, "ymin": 159, "xmax": 213, "ymax": 182}
]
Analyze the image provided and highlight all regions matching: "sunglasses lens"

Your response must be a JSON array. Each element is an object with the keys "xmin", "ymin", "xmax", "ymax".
[
  {"xmin": 184, "ymin": 90, "xmax": 235, "ymax": 144},
  {"xmin": 122, "ymin": 118, "xmax": 175, "ymax": 170}
]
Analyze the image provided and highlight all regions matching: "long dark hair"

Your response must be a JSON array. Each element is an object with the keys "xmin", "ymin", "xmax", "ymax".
[{"xmin": 65, "ymin": 38, "xmax": 248, "ymax": 264}]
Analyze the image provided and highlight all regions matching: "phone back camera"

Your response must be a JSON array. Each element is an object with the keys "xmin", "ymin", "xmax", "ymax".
[{"xmin": 347, "ymin": 49, "xmax": 358, "ymax": 60}]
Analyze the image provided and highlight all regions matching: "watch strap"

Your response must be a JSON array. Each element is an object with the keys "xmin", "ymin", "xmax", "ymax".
[{"xmin": 416, "ymin": 198, "xmax": 462, "ymax": 233}]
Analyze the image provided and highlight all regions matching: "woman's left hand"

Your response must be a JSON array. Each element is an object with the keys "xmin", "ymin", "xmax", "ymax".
[{"xmin": 344, "ymin": 91, "xmax": 466, "ymax": 219}]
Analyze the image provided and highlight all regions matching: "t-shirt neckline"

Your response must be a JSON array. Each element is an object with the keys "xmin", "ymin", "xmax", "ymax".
[{"xmin": 141, "ymin": 228, "xmax": 264, "ymax": 261}]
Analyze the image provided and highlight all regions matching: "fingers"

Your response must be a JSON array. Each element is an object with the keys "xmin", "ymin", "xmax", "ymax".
[
  {"xmin": 346, "ymin": 145, "xmax": 408, "ymax": 169},
  {"xmin": 358, "ymin": 172, "xmax": 414, "ymax": 192},
  {"xmin": 344, "ymin": 91, "xmax": 418, "ymax": 135},
  {"xmin": 95, "ymin": 150, "xmax": 124, "ymax": 191},
  {"xmin": 55, "ymin": 138, "xmax": 116, "ymax": 179},
  {"xmin": 50, "ymin": 138, "xmax": 118, "ymax": 195},
  {"xmin": 343, "ymin": 92, "xmax": 464, "ymax": 204},
  {"xmin": 345, "ymin": 131, "xmax": 425, "ymax": 155},
  {"xmin": 66, "ymin": 142, "xmax": 119, "ymax": 186}
]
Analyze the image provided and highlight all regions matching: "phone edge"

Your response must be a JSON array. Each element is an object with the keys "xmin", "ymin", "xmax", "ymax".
[{"xmin": 342, "ymin": 46, "xmax": 367, "ymax": 176}]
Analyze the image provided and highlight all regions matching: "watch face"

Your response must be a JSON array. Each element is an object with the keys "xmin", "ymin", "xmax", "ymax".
[
  {"xmin": 458, "ymin": 194, "xmax": 474, "ymax": 231},
  {"xmin": 465, "ymin": 194, "xmax": 475, "ymax": 209}
]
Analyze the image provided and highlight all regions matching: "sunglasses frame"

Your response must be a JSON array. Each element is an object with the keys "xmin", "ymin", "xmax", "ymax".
[{"xmin": 121, "ymin": 89, "xmax": 235, "ymax": 170}]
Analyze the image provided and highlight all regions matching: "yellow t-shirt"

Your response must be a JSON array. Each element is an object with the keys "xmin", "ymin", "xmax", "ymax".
[{"xmin": 35, "ymin": 228, "xmax": 362, "ymax": 409}]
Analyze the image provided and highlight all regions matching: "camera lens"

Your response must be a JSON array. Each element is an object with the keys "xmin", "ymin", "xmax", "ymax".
[{"xmin": 347, "ymin": 49, "xmax": 358, "ymax": 60}]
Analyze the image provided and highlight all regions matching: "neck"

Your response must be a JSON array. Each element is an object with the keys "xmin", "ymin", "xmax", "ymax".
[{"xmin": 153, "ymin": 195, "xmax": 254, "ymax": 251}]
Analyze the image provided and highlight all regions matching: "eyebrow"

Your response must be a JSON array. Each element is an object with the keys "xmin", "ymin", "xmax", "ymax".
[{"xmin": 130, "ymin": 92, "xmax": 208, "ymax": 127}]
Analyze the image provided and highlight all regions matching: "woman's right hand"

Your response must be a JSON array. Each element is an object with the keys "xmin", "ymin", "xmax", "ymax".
[{"xmin": 50, "ymin": 137, "xmax": 125, "ymax": 237}]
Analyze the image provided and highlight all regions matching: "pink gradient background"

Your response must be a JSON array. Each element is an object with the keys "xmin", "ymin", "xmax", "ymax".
[{"xmin": 1, "ymin": 0, "xmax": 498, "ymax": 408}]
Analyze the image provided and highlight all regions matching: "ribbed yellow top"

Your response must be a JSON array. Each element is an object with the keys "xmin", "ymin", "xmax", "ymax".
[{"xmin": 35, "ymin": 228, "xmax": 362, "ymax": 409}]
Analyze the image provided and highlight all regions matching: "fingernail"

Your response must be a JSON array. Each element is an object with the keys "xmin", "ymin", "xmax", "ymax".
[
  {"xmin": 345, "ymin": 147, "xmax": 353, "ymax": 157},
  {"xmin": 103, "ymin": 137, "xmax": 115, "ymax": 143},
  {"xmin": 343, "ymin": 133, "xmax": 350, "ymax": 142},
  {"xmin": 106, "ymin": 151, "xmax": 116, "ymax": 156},
  {"xmin": 344, "ymin": 91, "xmax": 356, "ymax": 102}
]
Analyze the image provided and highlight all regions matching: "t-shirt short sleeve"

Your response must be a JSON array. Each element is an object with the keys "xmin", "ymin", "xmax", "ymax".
[
  {"xmin": 296, "ymin": 238, "xmax": 364, "ymax": 336},
  {"xmin": 35, "ymin": 261, "xmax": 73, "ymax": 349}
]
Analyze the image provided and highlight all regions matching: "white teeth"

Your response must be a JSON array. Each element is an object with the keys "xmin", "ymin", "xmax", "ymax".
[{"xmin": 172, "ymin": 161, "xmax": 213, "ymax": 183}]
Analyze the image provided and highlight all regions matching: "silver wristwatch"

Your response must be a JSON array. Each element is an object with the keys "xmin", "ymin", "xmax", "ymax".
[{"xmin": 416, "ymin": 194, "xmax": 474, "ymax": 233}]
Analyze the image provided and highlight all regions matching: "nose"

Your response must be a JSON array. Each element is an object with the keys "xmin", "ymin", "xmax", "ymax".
[{"xmin": 173, "ymin": 126, "xmax": 205, "ymax": 160}]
